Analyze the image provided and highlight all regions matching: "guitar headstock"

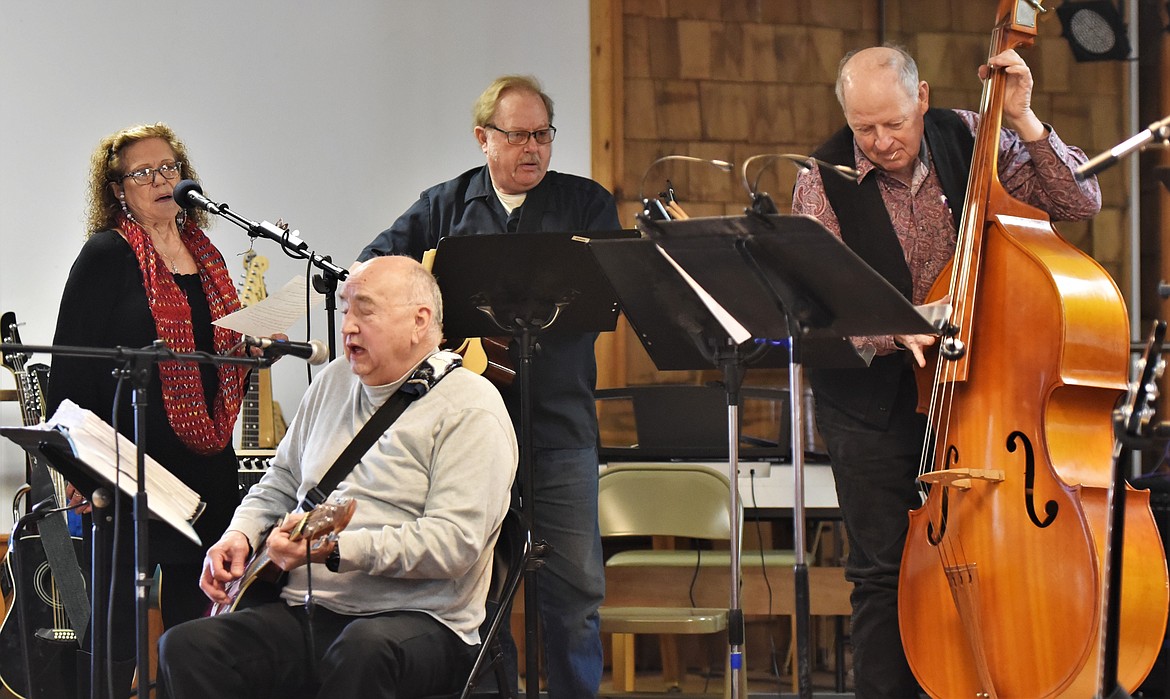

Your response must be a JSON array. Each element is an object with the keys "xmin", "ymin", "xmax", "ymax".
[
  {"xmin": 1121, "ymin": 321, "xmax": 1168, "ymax": 440},
  {"xmin": 1, "ymin": 311, "xmax": 25, "ymax": 374},
  {"xmin": 240, "ymin": 250, "xmax": 270, "ymax": 308},
  {"xmin": 289, "ymin": 498, "xmax": 357, "ymax": 543}
]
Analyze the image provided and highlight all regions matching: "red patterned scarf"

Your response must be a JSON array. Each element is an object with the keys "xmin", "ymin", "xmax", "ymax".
[{"xmin": 119, "ymin": 212, "xmax": 248, "ymax": 455}]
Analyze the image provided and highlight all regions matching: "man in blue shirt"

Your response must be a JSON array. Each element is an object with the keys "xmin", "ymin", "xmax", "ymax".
[{"xmin": 359, "ymin": 74, "xmax": 620, "ymax": 699}]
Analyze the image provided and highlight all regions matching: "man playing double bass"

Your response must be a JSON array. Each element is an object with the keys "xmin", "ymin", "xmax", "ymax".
[{"xmin": 792, "ymin": 44, "xmax": 1101, "ymax": 699}]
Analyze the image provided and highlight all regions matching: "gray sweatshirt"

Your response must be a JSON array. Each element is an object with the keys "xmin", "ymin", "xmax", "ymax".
[{"xmin": 229, "ymin": 352, "xmax": 518, "ymax": 644}]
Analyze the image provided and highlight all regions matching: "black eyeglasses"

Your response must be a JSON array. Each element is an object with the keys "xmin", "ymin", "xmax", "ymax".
[
  {"xmin": 485, "ymin": 124, "xmax": 556, "ymax": 145},
  {"xmin": 121, "ymin": 161, "xmax": 182, "ymax": 185}
]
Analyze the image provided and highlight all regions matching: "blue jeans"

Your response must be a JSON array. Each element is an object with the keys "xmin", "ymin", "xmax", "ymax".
[
  {"xmin": 814, "ymin": 367, "xmax": 925, "ymax": 699},
  {"xmin": 501, "ymin": 446, "xmax": 606, "ymax": 699}
]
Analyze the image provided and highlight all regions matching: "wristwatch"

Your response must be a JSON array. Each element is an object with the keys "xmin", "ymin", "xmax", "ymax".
[{"xmin": 325, "ymin": 542, "xmax": 341, "ymax": 573}]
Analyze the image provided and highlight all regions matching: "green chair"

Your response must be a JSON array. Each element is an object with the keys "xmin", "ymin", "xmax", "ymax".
[{"xmin": 598, "ymin": 462, "xmax": 761, "ymax": 697}]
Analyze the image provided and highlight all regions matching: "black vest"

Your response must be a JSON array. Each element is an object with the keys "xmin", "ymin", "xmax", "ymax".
[{"xmin": 806, "ymin": 108, "xmax": 974, "ymax": 428}]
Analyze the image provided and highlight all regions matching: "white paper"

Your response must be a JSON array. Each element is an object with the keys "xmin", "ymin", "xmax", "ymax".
[
  {"xmin": 214, "ymin": 275, "xmax": 324, "ymax": 336},
  {"xmin": 655, "ymin": 244, "xmax": 752, "ymax": 345}
]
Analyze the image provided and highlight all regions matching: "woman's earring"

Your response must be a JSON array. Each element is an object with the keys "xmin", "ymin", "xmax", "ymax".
[
  {"xmin": 119, "ymin": 194, "xmax": 137, "ymax": 224},
  {"xmin": 176, "ymin": 209, "xmax": 187, "ymax": 228}
]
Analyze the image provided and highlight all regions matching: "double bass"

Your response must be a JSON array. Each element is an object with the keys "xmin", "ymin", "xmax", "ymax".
[{"xmin": 897, "ymin": 1, "xmax": 1169, "ymax": 697}]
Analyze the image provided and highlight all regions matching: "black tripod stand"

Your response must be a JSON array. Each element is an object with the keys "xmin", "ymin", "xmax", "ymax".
[{"xmin": 430, "ymin": 231, "xmax": 632, "ymax": 699}]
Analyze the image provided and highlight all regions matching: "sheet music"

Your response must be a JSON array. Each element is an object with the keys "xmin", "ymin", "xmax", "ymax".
[
  {"xmin": 1, "ymin": 400, "xmax": 204, "ymax": 544},
  {"xmin": 655, "ymin": 244, "xmax": 752, "ymax": 344},
  {"xmin": 214, "ymin": 275, "xmax": 323, "ymax": 337}
]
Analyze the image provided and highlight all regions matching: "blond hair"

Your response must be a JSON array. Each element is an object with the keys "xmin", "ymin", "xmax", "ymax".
[{"xmin": 471, "ymin": 75, "xmax": 554, "ymax": 131}]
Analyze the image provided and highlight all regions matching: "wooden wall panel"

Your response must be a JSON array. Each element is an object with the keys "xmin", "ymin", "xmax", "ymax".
[{"xmin": 594, "ymin": 0, "xmax": 1144, "ymax": 393}]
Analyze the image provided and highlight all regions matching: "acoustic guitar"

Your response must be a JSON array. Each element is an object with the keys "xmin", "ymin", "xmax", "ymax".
[
  {"xmin": 0, "ymin": 311, "xmax": 85, "ymax": 699},
  {"xmin": 208, "ymin": 498, "xmax": 356, "ymax": 616}
]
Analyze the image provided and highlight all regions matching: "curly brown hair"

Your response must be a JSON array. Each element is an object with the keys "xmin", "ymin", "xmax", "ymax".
[{"xmin": 85, "ymin": 122, "xmax": 209, "ymax": 235}]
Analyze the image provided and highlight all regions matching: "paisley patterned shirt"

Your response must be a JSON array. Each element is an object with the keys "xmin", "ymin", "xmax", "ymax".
[{"xmin": 792, "ymin": 108, "xmax": 1101, "ymax": 356}]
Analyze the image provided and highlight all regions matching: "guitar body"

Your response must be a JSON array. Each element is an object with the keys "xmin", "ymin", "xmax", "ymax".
[
  {"xmin": 420, "ymin": 248, "xmax": 515, "ymax": 389},
  {"xmin": 445, "ymin": 336, "xmax": 515, "ymax": 388},
  {"xmin": 208, "ymin": 564, "xmax": 285, "ymax": 616},
  {"xmin": 208, "ymin": 499, "xmax": 356, "ymax": 616},
  {"xmin": 0, "ymin": 534, "xmax": 86, "ymax": 699}
]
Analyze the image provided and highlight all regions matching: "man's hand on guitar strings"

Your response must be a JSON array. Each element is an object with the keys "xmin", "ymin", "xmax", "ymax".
[{"xmin": 199, "ymin": 529, "xmax": 251, "ymax": 603}]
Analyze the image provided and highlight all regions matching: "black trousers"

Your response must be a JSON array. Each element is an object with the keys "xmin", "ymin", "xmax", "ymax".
[
  {"xmin": 814, "ymin": 366, "xmax": 926, "ymax": 699},
  {"xmin": 157, "ymin": 603, "xmax": 476, "ymax": 699}
]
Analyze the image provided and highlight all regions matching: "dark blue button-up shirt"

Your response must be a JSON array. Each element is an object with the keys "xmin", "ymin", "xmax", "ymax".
[{"xmin": 360, "ymin": 165, "xmax": 622, "ymax": 448}]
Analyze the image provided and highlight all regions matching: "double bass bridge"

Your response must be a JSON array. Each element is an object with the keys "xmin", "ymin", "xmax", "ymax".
[{"xmin": 918, "ymin": 468, "xmax": 1005, "ymax": 491}]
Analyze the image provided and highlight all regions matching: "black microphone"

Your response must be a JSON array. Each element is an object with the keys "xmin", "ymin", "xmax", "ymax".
[
  {"xmin": 172, "ymin": 179, "xmax": 223, "ymax": 214},
  {"xmin": 637, "ymin": 155, "xmax": 734, "ymax": 220},
  {"xmin": 1076, "ymin": 114, "xmax": 1170, "ymax": 181},
  {"xmin": 243, "ymin": 336, "xmax": 329, "ymax": 366},
  {"xmin": 750, "ymin": 191, "xmax": 779, "ymax": 215},
  {"xmin": 172, "ymin": 180, "xmax": 309, "ymax": 251}
]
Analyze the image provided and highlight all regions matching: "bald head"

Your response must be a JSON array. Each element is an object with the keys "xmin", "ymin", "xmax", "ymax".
[
  {"xmin": 836, "ymin": 46, "xmax": 920, "ymax": 110},
  {"xmin": 340, "ymin": 256, "xmax": 445, "ymax": 385}
]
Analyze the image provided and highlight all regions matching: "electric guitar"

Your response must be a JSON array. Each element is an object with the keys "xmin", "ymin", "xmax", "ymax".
[
  {"xmin": 236, "ymin": 250, "xmax": 286, "ymax": 495},
  {"xmin": 208, "ymin": 498, "xmax": 356, "ymax": 616},
  {"xmin": 0, "ymin": 311, "xmax": 86, "ymax": 699}
]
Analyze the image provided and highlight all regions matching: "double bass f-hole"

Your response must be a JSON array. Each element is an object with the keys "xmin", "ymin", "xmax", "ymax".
[{"xmin": 1006, "ymin": 430, "xmax": 1058, "ymax": 529}]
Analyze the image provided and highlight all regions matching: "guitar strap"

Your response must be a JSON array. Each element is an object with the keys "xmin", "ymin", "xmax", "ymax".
[
  {"xmin": 28, "ymin": 459, "xmax": 90, "ymax": 640},
  {"xmin": 299, "ymin": 351, "xmax": 462, "ymax": 511}
]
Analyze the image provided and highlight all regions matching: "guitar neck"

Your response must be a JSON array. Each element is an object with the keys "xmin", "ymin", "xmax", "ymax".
[
  {"xmin": 242, "ymin": 367, "xmax": 280, "ymax": 449},
  {"xmin": 8, "ymin": 360, "xmax": 68, "ymax": 504}
]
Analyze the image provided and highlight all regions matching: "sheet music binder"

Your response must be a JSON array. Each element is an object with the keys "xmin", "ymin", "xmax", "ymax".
[{"xmin": 1, "ymin": 401, "xmax": 204, "ymax": 545}]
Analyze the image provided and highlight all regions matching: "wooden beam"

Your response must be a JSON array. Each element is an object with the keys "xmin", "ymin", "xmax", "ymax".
[{"xmin": 591, "ymin": 0, "xmax": 630, "ymax": 390}]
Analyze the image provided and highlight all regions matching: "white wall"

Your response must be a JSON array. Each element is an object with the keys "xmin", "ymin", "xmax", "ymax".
[{"xmin": 0, "ymin": 1, "xmax": 593, "ymax": 530}]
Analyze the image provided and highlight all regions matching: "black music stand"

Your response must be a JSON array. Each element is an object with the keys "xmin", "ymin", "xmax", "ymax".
[
  {"xmin": 429, "ymin": 231, "xmax": 633, "ymax": 699},
  {"xmin": 590, "ymin": 213, "xmax": 937, "ymax": 698}
]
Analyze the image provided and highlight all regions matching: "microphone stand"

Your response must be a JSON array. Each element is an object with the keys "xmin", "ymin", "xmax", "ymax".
[
  {"xmin": 740, "ymin": 153, "xmax": 861, "ymax": 214},
  {"xmin": 0, "ymin": 341, "xmax": 264, "ymax": 699},
  {"xmin": 1075, "ymin": 113, "xmax": 1170, "ymax": 180},
  {"xmin": 637, "ymin": 154, "xmax": 734, "ymax": 219},
  {"xmin": 180, "ymin": 187, "xmax": 350, "ymax": 360}
]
